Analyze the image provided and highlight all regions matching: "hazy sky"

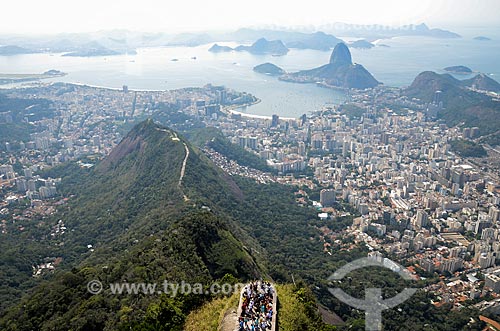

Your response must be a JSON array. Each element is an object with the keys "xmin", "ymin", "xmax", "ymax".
[{"xmin": 2, "ymin": 0, "xmax": 500, "ymax": 34}]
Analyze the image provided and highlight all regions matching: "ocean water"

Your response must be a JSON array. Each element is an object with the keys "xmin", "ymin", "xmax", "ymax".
[{"xmin": 0, "ymin": 27, "xmax": 499, "ymax": 118}]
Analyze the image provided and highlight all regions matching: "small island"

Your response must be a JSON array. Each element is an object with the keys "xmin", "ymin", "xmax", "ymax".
[
  {"xmin": 474, "ymin": 36, "xmax": 491, "ymax": 41},
  {"xmin": 208, "ymin": 44, "xmax": 233, "ymax": 53},
  {"xmin": 253, "ymin": 63, "xmax": 285, "ymax": 76},
  {"xmin": 443, "ymin": 65, "xmax": 473, "ymax": 74},
  {"xmin": 349, "ymin": 40, "xmax": 375, "ymax": 49},
  {"xmin": 43, "ymin": 70, "xmax": 66, "ymax": 76}
]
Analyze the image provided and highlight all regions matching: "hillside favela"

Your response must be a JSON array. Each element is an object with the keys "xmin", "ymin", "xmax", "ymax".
[{"xmin": 1, "ymin": 1, "xmax": 500, "ymax": 330}]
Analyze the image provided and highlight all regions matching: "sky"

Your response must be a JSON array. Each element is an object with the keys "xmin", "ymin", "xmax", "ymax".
[{"xmin": 2, "ymin": 0, "xmax": 500, "ymax": 35}]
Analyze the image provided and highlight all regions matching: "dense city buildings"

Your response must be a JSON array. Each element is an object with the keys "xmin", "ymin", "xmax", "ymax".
[{"xmin": 1, "ymin": 81, "xmax": 499, "ymax": 314}]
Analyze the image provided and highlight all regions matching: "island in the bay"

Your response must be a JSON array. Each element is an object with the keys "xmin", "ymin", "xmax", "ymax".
[
  {"xmin": 280, "ymin": 42, "xmax": 379, "ymax": 89},
  {"xmin": 208, "ymin": 43, "xmax": 233, "ymax": 53},
  {"xmin": 443, "ymin": 65, "xmax": 473, "ymax": 74},
  {"xmin": 253, "ymin": 63, "xmax": 285, "ymax": 76},
  {"xmin": 349, "ymin": 39, "xmax": 375, "ymax": 49},
  {"xmin": 474, "ymin": 36, "xmax": 491, "ymax": 41}
]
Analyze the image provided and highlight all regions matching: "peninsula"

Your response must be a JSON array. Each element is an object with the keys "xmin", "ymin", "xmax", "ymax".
[
  {"xmin": 280, "ymin": 43, "xmax": 379, "ymax": 89},
  {"xmin": 0, "ymin": 70, "xmax": 67, "ymax": 85},
  {"xmin": 443, "ymin": 66, "xmax": 473, "ymax": 74}
]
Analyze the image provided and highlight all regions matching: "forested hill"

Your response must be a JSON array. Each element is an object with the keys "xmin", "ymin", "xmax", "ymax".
[
  {"xmin": 404, "ymin": 71, "xmax": 500, "ymax": 144},
  {"xmin": 0, "ymin": 120, "xmax": 264, "ymax": 330},
  {"xmin": 185, "ymin": 126, "xmax": 274, "ymax": 172}
]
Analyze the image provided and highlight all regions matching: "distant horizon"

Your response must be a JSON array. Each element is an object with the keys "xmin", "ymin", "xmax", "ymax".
[
  {"xmin": 2, "ymin": 0, "xmax": 500, "ymax": 35},
  {"xmin": 1, "ymin": 22, "xmax": 499, "ymax": 39}
]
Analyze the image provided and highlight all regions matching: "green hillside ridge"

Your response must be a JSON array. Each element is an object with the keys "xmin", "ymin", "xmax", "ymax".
[
  {"xmin": 186, "ymin": 283, "xmax": 334, "ymax": 331},
  {"xmin": 0, "ymin": 119, "xmax": 353, "ymax": 330},
  {"xmin": 0, "ymin": 211, "xmax": 258, "ymax": 331},
  {"xmin": 462, "ymin": 73, "xmax": 500, "ymax": 93},
  {"xmin": 0, "ymin": 120, "xmax": 263, "ymax": 329},
  {"xmin": 404, "ymin": 71, "xmax": 500, "ymax": 143},
  {"xmin": 184, "ymin": 287, "xmax": 241, "ymax": 331},
  {"xmin": 0, "ymin": 120, "xmax": 342, "ymax": 329},
  {"xmin": 185, "ymin": 126, "xmax": 274, "ymax": 173}
]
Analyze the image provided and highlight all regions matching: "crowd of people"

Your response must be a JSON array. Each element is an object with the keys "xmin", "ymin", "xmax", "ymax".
[{"xmin": 238, "ymin": 281, "xmax": 275, "ymax": 331}]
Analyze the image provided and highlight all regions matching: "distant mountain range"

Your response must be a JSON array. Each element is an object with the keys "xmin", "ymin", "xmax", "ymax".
[
  {"xmin": 317, "ymin": 22, "xmax": 461, "ymax": 39},
  {"xmin": 208, "ymin": 38, "xmax": 289, "ymax": 55},
  {"xmin": 284, "ymin": 31, "xmax": 342, "ymax": 51},
  {"xmin": 225, "ymin": 29, "xmax": 343, "ymax": 51},
  {"xmin": 0, "ymin": 45, "xmax": 35, "ymax": 55},
  {"xmin": 234, "ymin": 38, "xmax": 289, "ymax": 55},
  {"xmin": 280, "ymin": 43, "xmax": 379, "ymax": 89},
  {"xmin": 61, "ymin": 41, "xmax": 136, "ymax": 57},
  {"xmin": 0, "ymin": 40, "xmax": 136, "ymax": 57},
  {"xmin": 221, "ymin": 25, "xmax": 459, "ymax": 45},
  {"xmin": 0, "ymin": 23, "xmax": 462, "ymax": 56}
]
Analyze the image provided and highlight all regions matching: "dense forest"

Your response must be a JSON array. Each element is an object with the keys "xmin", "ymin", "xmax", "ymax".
[
  {"xmin": 450, "ymin": 139, "xmax": 487, "ymax": 157},
  {"xmin": 0, "ymin": 92, "xmax": 55, "ymax": 144}
]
